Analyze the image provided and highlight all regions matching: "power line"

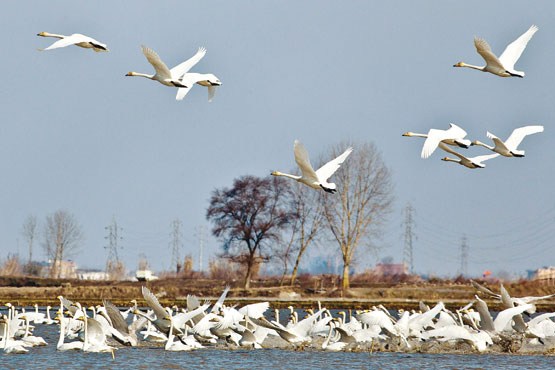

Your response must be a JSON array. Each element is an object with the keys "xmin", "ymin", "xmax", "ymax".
[
  {"xmin": 104, "ymin": 216, "xmax": 123, "ymax": 274},
  {"xmin": 402, "ymin": 203, "xmax": 416, "ymax": 274},
  {"xmin": 195, "ymin": 226, "xmax": 206, "ymax": 272},
  {"xmin": 169, "ymin": 218, "xmax": 183, "ymax": 272},
  {"xmin": 459, "ymin": 235, "xmax": 468, "ymax": 276}
]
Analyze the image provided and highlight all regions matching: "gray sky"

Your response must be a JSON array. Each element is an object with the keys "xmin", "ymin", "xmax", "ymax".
[{"xmin": 1, "ymin": 1, "xmax": 554, "ymax": 278}]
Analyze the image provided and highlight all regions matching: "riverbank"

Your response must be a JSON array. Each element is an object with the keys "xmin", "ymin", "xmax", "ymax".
[{"xmin": 1, "ymin": 276, "xmax": 554, "ymax": 310}]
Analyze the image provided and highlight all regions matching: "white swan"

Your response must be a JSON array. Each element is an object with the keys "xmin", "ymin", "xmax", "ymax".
[
  {"xmin": 1, "ymin": 315, "xmax": 28, "ymax": 354},
  {"xmin": 403, "ymin": 123, "xmax": 471, "ymax": 159},
  {"xmin": 103, "ymin": 299, "xmax": 146, "ymax": 346},
  {"xmin": 271, "ymin": 140, "xmax": 353, "ymax": 193},
  {"xmin": 55, "ymin": 313, "xmax": 83, "ymax": 351},
  {"xmin": 37, "ymin": 31, "xmax": 108, "ymax": 52},
  {"xmin": 165, "ymin": 317, "xmax": 193, "ymax": 352},
  {"xmin": 453, "ymin": 25, "xmax": 538, "ymax": 78},
  {"xmin": 439, "ymin": 142, "xmax": 499, "ymax": 169},
  {"xmin": 176, "ymin": 73, "xmax": 222, "ymax": 101},
  {"xmin": 126, "ymin": 46, "xmax": 206, "ymax": 89},
  {"xmin": 472, "ymin": 125, "xmax": 544, "ymax": 157}
]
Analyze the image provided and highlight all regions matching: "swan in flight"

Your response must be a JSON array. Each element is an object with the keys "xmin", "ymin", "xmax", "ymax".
[
  {"xmin": 176, "ymin": 73, "xmax": 222, "ymax": 101},
  {"xmin": 403, "ymin": 123, "xmax": 471, "ymax": 158},
  {"xmin": 439, "ymin": 142, "xmax": 499, "ymax": 169},
  {"xmin": 471, "ymin": 125, "xmax": 544, "ymax": 157},
  {"xmin": 271, "ymin": 140, "xmax": 353, "ymax": 193},
  {"xmin": 37, "ymin": 32, "xmax": 109, "ymax": 52},
  {"xmin": 126, "ymin": 46, "xmax": 207, "ymax": 89},
  {"xmin": 453, "ymin": 25, "xmax": 538, "ymax": 78}
]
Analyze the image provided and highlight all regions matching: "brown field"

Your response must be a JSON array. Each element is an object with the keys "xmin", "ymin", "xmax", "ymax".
[{"xmin": 2, "ymin": 275, "xmax": 555, "ymax": 311}]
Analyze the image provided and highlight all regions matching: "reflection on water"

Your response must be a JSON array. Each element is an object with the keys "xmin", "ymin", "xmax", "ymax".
[{"xmin": 2, "ymin": 324, "xmax": 554, "ymax": 370}]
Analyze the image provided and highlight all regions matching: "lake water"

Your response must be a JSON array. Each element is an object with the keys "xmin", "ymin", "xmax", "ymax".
[{"xmin": 2, "ymin": 323, "xmax": 554, "ymax": 370}]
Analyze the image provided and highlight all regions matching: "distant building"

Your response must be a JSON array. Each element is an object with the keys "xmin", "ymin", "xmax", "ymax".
[
  {"xmin": 373, "ymin": 262, "xmax": 409, "ymax": 276},
  {"xmin": 78, "ymin": 270, "xmax": 110, "ymax": 280},
  {"xmin": 136, "ymin": 269, "xmax": 158, "ymax": 282},
  {"xmin": 531, "ymin": 267, "xmax": 555, "ymax": 285},
  {"xmin": 41, "ymin": 260, "xmax": 77, "ymax": 279}
]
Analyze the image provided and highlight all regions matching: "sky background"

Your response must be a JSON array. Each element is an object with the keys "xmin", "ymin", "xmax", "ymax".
[{"xmin": 1, "ymin": 1, "xmax": 554, "ymax": 279}]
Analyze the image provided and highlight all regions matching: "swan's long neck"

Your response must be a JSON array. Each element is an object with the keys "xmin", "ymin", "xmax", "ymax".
[
  {"xmin": 39, "ymin": 32, "xmax": 65, "ymax": 39},
  {"xmin": 322, "ymin": 323, "xmax": 334, "ymax": 349},
  {"xmin": 455, "ymin": 62, "xmax": 485, "ymax": 71},
  {"xmin": 165, "ymin": 319, "xmax": 175, "ymax": 350},
  {"xmin": 403, "ymin": 132, "xmax": 427, "ymax": 138},
  {"xmin": 57, "ymin": 317, "xmax": 65, "ymax": 348},
  {"xmin": 441, "ymin": 157, "xmax": 460, "ymax": 164},
  {"xmin": 472, "ymin": 140, "xmax": 494, "ymax": 151},
  {"xmin": 271, "ymin": 171, "xmax": 301, "ymax": 181},
  {"xmin": 127, "ymin": 72, "xmax": 154, "ymax": 79}
]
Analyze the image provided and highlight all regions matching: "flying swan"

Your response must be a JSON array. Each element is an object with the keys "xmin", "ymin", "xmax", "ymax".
[
  {"xmin": 471, "ymin": 125, "xmax": 544, "ymax": 157},
  {"xmin": 439, "ymin": 142, "xmax": 499, "ymax": 169},
  {"xmin": 176, "ymin": 73, "xmax": 222, "ymax": 102},
  {"xmin": 403, "ymin": 123, "xmax": 471, "ymax": 159},
  {"xmin": 37, "ymin": 32, "xmax": 109, "ymax": 52},
  {"xmin": 126, "ymin": 46, "xmax": 207, "ymax": 89},
  {"xmin": 453, "ymin": 25, "xmax": 538, "ymax": 78},
  {"xmin": 271, "ymin": 140, "xmax": 353, "ymax": 193}
]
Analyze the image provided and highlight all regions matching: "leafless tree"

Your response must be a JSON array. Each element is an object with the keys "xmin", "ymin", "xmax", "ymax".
[
  {"xmin": 43, "ymin": 209, "xmax": 84, "ymax": 278},
  {"xmin": 321, "ymin": 141, "xmax": 393, "ymax": 291},
  {"xmin": 21, "ymin": 215, "xmax": 38, "ymax": 264},
  {"xmin": 287, "ymin": 183, "xmax": 324, "ymax": 286},
  {"xmin": 206, "ymin": 175, "xmax": 296, "ymax": 289}
]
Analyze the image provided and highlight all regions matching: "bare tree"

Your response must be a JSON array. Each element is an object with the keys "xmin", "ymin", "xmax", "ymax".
[
  {"xmin": 321, "ymin": 141, "xmax": 393, "ymax": 291},
  {"xmin": 21, "ymin": 215, "xmax": 38, "ymax": 264},
  {"xmin": 288, "ymin": 183, "xmax": 324, "ymax": 286},
  {"xmin": 43, "ymin": 209, "xmax": 84, "ymax": 278},
  {"xmin": 206, "ymin": 175, "xmax": 296, "ymax": 289}
]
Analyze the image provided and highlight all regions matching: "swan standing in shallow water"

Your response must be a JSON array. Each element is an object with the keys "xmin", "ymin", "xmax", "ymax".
[
  {"xmin": 126, "ymin": 46, "xmax": 207, "ymax": 89},
  {"xmin": 472, "ymin": 125, "xmax": 544, "ymax": 157},
  {"xmin": 439, "ymin": 142, "xmax": 499, "ymax": 169},
  {"xmin": 37, "ymin": 32, "xmax": 109, "ymax": 52},
  {"xmin": 453, "ymin": 25, "xmax": 538, "ymax": 78},
  {"xmin": 271, "ymin": 140, "xmax": 353, "ymax": 193},
  {"xmin": 403, "ymin": 123, "xmax": 471, "ymax": 159}
]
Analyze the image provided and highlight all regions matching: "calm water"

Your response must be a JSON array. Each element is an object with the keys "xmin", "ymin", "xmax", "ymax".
[{"xmin": 1, "ymin": 324, "xmax": 554, "ymax": 370}]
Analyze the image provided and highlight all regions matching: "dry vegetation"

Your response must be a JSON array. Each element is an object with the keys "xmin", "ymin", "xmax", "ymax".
[{"xmin": 1, "ymin": 273, "xmax": 555, "ymax": 311}]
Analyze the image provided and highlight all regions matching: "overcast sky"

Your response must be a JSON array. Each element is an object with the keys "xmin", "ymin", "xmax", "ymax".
[{"xmin": 1, "ymin": 1, "xmax": 554, "ymax": 278}]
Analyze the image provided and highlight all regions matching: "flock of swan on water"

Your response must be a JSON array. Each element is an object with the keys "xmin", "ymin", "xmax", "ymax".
[{"xmin": 1, "ymin": 282, "xmax": 555, "ymax": 355}]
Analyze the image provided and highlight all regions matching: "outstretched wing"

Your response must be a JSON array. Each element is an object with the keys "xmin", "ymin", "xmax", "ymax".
[
  {"xmin": 141, "ymin": 45, "xmax": 172, "ymax": 80},
  {"xmin": 142, "ymin": 286, "xmax": 168, "ymax": 320},
  {"xmin": 422, "ymin": 124, "xmax": 466, "ymax": 159},
  {"xmin": 40, "ymin": 33, "xmax": 91, "ymax": 51},
  {"xmin": 103, "ymin": 299, "xmax": 129, "ymax": 335},
  {"xmin": 470, "ymin": 153, "xmax": 499, "ymax": 165},
  {"xmin": 315, "ymin": 146, "xmax": 353, "ymax": 182},
  {"xmin": 499, "ymin": 25, "xmax": 538, "ymax": 71},
  {"xmin": 474, "ymin": 37, "xmax": 505, "ymax": 70},
  {"xmin": 504, "ymin": 125, "xmax": 543, "ymax": 151},
  {"xmin": 293, "ymin": 140, "xmax": 319, "ymax": 182},
  {"xmin": 170, "ymin": 47, "xmax": 207, "ymax": 77},
  {"xmin": 210, "ymin": 286, "xmax": 230, "ymax": 314},
  {"xmin": 207, "ymin": 85, "xmax": 217, "ymax": 102},
  {"xmin": 238, "ymin": 302, "xmax": 269, "ymax": 319},
  {"xmin": 486, "ymin": 131, "xmax": 511, "ymax": 153}
]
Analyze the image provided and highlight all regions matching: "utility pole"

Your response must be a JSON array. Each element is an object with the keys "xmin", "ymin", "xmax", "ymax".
[
  {"xmin": 459, "ymin": 235, "xmax": 468, "ymax": 277},
  {"xmin": 195, "ymin": 226, "xmax": 205, "ymax": 272},
  {"xmin": 402, "ymin": 203, "xmax": 416, "ymax": 274},
  {"xmin": 105, "ymin": 216, "xmax": 123, "ymax": 276},
  {"xmin": 169, "ymin": 218, "xmax": 183, "ymax": 273}
]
